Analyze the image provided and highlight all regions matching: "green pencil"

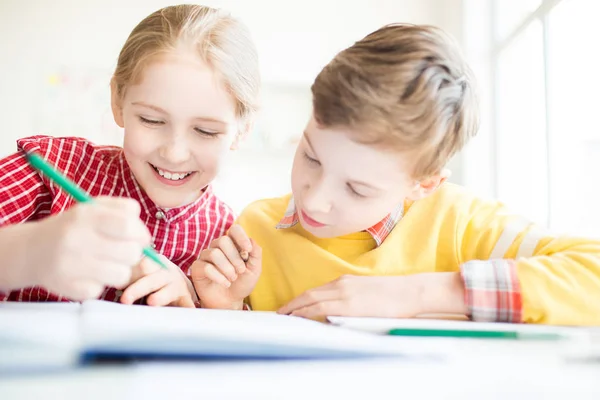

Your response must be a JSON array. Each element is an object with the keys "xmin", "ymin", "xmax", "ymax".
[
  {"xmin": 26, "ymin": 151, "xmax": 167, "ymax": 270},
  {"xmin": 388, "ymin": 328, "xmax": 564, "ymax": 340}
]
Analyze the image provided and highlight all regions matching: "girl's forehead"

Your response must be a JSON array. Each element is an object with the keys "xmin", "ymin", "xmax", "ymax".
[{"xmin": 125, "ymin": 57, "xmax": 238, "ymax": 122}]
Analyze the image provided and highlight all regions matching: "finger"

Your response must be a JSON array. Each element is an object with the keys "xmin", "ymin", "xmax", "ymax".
[
  {"xmin": 227, "ymin": 225, "xmax": 252, "ymax": 260},
  {"xmin": 92, "ymin": 205, "xmax": 151, "ymax": 243},
  {"xmin": 246, "ymin": 238, "xmax": 262, "ymax": 272},
  {"xmin": 194, "ymin": 262, "xmax": 231, "ymax": 288},
  {"xmin": 178, "ymin": 296, "xmax": 196, "ymax": 308},
  {"xmin": 146, "ymin": 284, "xmax": 179, "ymax": 307},
  {"xmin": 146, "ymin": 283, "xmax": 195, "ymax": 308},
  {"xmin": 277, "ymin": 288, "xmax": 339, "ymax": 315},
  {"xmin": 290, "ymin": 300, "xmax": 346, "ymax": 321},
  {"xmin": 70, "ymin": 261, "xmax": 132, "ymax": 289},
  {"xmin": 89, "ymin": 239, "xmax": 147, "ymax": 267},
  {"xmin": 63, "ymin": 280, "xmax": 105, "ymax": 301},
  {"xmin": 138, "ymin": 254, "xmax": 172, "ymax": 276},
  {"xmin": 120, "ymin": 271, "xmax": 171, "ymax": 305},
  {"xmin": 96, "ymin": 263, "xmax": 133, "ymax": 288},
  {"xmin": 210, "ymin": 236, "xmax": 246, "ymax": 274},
  {"xmin": 201, "ymin": 248, "xmax": 237, "ymax": 282}
]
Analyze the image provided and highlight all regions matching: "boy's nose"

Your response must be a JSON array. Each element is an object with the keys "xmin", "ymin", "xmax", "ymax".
[{"xmin": 302, "ymin": 182, "xmax": 333, "ymax": 214}]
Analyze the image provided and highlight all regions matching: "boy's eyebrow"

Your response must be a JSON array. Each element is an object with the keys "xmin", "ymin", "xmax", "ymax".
[
  {"xmin": 304, "ymin": 131, "xmax": 382, "ymax": 192},
  {"xmin": 303, "ymin": 132, "xmax": 316, "ymax": 153},
  {"xmin": 132, "ymin": 102, "xmax": 228, "ymax": 125}
]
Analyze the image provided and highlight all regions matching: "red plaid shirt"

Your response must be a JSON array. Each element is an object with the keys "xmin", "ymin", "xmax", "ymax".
[
  {"xmin": 0, "ymin": 135, "xmax": 234, "ymax": 303},
  {"xmin": 276, "ymin": 196, "xmax": 523, "ymax": 323}
]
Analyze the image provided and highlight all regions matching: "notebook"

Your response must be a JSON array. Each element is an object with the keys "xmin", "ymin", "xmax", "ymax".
[{"xmin": 0, "ymin": 301, "xmax": 438, "ymax": 373}]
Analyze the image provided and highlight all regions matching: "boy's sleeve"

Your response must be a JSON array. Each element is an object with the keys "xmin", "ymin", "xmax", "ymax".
[{"xmin": 457, "ymin": 198, "xmax": 600, "ymax": 325}]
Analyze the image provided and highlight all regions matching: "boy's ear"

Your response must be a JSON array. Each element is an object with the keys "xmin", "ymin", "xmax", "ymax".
[
  {"xmin": 110, "ymin": 78, "xmax": 125, "ymax": 128},
  {"xmin": 407, "ymin": 169, "xmax": 451, "ymax": 201},
  {"xmin": 230, "ymin": 119, "xmax": 254, "ymax": 150}
]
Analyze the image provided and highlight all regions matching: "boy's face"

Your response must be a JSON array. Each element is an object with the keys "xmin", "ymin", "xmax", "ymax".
[
  {"xmin": 111, "ymin": 50, "xmax": 241, "ymax": 209},
  {"xmin": 291, "ymin": 115, "xmax": 442, "ymax": 238}
]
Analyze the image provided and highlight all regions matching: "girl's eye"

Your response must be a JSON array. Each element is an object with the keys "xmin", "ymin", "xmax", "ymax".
[{"xmin": 194, "ymin": 128, "xmax": 220, "ymax": 137}]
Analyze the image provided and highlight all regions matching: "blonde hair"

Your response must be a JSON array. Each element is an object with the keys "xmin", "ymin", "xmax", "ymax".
[
  {"xmin": 112, "ymin": 4, "xmax": 260, "ymax": 123},
  {"xmin": 311, "ymin": 24, "xmax": 479, "ymax": 179}
]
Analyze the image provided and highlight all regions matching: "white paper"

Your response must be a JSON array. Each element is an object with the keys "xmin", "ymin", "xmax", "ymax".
[
  {"xmin": 79, "ymin": 301, "xmax": 439, "ymax": 358},
  {"xmin": 327, "ymin": 315, "xmax": 584, "ymax": 337}
]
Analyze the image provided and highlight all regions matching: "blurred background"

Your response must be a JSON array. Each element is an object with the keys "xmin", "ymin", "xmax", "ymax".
[{"xmin": 0, "ymin": 0, "xmax": 598, "ymax": 236}]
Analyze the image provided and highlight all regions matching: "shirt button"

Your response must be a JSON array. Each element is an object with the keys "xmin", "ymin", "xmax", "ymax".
[
  {"xmin": 151, "ymin": 243, "xmax": 156, "ymax": 249},
  {"xmin": 155, "ymin": 211, "xmax": 165, "ymax": 220}
]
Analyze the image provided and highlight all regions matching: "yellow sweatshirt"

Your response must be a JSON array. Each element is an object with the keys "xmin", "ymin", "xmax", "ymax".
[{"xmin": 237, "ymin": 184, "xmax": 600, "ymax": 325}]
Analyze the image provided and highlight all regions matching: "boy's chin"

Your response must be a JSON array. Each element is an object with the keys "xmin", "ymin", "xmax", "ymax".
[{"xmin": 300, "ymin": 223, "xmax": 344, "ymax": 239}]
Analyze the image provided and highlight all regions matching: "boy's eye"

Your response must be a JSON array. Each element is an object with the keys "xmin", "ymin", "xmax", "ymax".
[
  {"xmin": 303, "ymin": 151, "xmax": 320, "ymax": 165},
  {"xmin": 139, "ymin": 116, "xmax": 163, "ymax": 125},
  {"xmin": 347, "ymin": 184, "xmax": 367, "ymax": 198}
]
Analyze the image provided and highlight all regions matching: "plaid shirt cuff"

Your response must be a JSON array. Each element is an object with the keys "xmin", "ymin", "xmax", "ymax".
[{"xmin": 461, "ymin": 259, "xmax": 523, "ymax": 323}]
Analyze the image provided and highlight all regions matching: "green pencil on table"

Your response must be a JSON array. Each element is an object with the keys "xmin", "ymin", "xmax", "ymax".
[
  {"xmin": 388, "ymin": 327, "xmax": 564, "ymax": 340},
  {"xmin": 25, "ymin": 151, "xmax": 168, "ymax": 270}
]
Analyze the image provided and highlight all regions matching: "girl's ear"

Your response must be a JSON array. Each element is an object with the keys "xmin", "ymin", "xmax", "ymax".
[{"xmin": 110, "ymin": 78, "xmax": 125, "ymax": 128}]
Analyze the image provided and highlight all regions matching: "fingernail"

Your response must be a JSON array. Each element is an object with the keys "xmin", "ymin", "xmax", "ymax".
[{"xmin": 240, "ymin": 250, "xmax": 249, "ymax": 262}]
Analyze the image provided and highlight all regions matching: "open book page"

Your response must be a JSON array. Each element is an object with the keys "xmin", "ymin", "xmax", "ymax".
[
  {"xmin": 0, "ymin": 302, "xmax": 81, "ymax": 347},
  {"xmin": 0, "ymin": 302, "xmax": 82, "ymax": 373},
  {"xmin": 79, "ymin": 301, "xmax": 444, "ymax": 359},
  {"xmin": 0, "ymin": 301, "xmax": 81, "ymax": 311}
]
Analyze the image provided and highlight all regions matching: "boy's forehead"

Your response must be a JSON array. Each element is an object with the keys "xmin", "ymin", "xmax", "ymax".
[{"xmin": 306, "ymin": 119, "xmax": 411, "ymax": 182}]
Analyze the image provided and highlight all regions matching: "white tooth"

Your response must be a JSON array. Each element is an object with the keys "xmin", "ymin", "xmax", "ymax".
[{"xmin": 156, "ymin": 167, "xmax": 191, "ymax": 180}]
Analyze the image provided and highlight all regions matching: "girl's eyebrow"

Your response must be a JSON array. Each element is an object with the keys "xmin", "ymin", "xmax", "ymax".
[
  {"xmin": 132, "ymin": 101, "xmax": 167, "ymax": 114},
  {"xmin": 131, "ymin": 101, "xmax": 228, "ymax": 125}
]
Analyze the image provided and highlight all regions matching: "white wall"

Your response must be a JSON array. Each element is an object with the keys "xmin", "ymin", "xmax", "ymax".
[{"xmin": 0, "ymin": 0, "xmax": 466, "ymax": 213}]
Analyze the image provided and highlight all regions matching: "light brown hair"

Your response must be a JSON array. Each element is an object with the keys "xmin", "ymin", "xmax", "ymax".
[
  {"xmin": 112, "ymin": 4, "xmax": 260, "ymax": 123},
  {"xmin": 311, "ymin": 24, "xmax": 479, "ymax": 179}
]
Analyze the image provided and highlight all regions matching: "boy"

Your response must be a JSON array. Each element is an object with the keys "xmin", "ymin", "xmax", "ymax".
[{"xmin": 191, "ymin": 24, "xmax": 600, "ymax": 325}]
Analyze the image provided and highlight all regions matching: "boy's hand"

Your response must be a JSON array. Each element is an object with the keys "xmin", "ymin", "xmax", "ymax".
[
  {"xmin": 120, "ymin": 256, "xmax": 196, "ymax": 308},
  {"xmin": 277, "ymin": 276, "xmax": 421, "ymax": 320},
  {"xmin": 191, "ymin": 225, "xmax": 261, "ymax": 310},
  {"xmin": 30, "ymin": 197, "xmax": 151, "ymax": 301},
  {"xmin": 277, "ymin": 273, "xmax": 467, "ymax": 320}
]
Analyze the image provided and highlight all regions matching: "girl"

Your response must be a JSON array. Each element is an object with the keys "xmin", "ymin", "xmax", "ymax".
[{"xmin": 0, "ymin": 4, "xmax": 260, "ymax": 307}]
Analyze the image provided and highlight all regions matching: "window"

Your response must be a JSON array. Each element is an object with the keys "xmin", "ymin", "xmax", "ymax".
[{"xmin": 492, "ymin": 0, "xmax": 600, "ymax": 236}]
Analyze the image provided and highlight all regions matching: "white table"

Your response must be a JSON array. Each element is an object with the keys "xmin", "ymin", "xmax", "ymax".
[{"xmin": 2, "ymin": 337, "xmax": 599, "ymax": 399}]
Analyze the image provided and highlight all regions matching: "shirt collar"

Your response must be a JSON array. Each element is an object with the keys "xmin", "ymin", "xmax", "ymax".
[
  {"xmin": 275, "ymin": 196, "xmax": 404, "ymax": 246},
  {"xmin": 117, "ymin": 151, "xmax": 214, "ymax": 224}
]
